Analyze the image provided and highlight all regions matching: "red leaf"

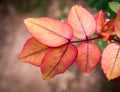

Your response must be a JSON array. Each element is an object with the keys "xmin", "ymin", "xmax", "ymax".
[
  {"xmin": 101, "ymin": 43, "xmax": 120, "ymax": 80},
  {"xmin": 76, "ymin": 42, "xmax": 101, "ymax": 73},
  {"xmin": 18, "ymin": 38, "xmax": 48, "ymax": 66},
  {"xmin": 103, "ymin": 20, "xmax": 114, "ymax": 32},
  {"xmin": 24, "ymin": 17, "xmax": 73, "ymax": 47},
  {"xmin": 67, "ymin": 5, "xmax": 96, "ymax": 40},
  {"xmin": 40, "ymin": 44, "xmax": 78, "ymax": 80},
  {"xmin": 101, "ymin": 20, "xmax": 114, "ymax": 41},
  {"xmin": 96, "ymin": 10, "xmax": 106, "ymax": 33},
  {"xmin": 114, "ymin": 9, "xmax": 120, "ymax": 38}
]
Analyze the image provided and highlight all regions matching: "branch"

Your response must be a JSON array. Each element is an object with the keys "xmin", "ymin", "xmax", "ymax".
[{"xmin": 70, "ymin": 36, "xmax": 101, "ymax": 43}]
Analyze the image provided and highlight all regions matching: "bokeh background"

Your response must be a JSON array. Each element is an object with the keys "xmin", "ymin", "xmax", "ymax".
[{"xmin": 0, "ymin": 0, "xmax": 120, "ymax": 92}]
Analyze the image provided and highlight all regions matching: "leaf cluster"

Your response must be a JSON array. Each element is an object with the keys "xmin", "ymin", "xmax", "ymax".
[{"xmin": 18, "ymin": 5, "xmax": 120, "ymax": 80}]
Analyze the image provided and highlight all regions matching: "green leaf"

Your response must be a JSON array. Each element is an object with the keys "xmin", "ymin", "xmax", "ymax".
[{"xmin": 108, "ymin": 1, "xmax": 120, "ymax": 13}]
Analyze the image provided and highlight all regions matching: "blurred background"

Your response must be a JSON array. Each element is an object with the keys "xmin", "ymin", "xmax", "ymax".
[{"xmin": 0, "ymin": 0, "xmax": 120, "ymax": 92}]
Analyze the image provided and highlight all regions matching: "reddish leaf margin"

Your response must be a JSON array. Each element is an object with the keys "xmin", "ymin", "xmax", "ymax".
[
  {"xmin": 24, "ymin": 17, "xmax": 73, "ymax": 47},
  {"xmin": 101, "ymin": 43, "xmax": 120, "ymax": 80},
  {"xmin": 40, "ymin": 44, "xmax": 78, "ymax": 80},
  {"xmin": 67, "ymin": 5, "xmax": 96, "ymax": 40},
  {"xmin": 76, "ymin": 42, "xmax": 101, "ymax": 73},
  {"xmin": 18, "ymin": 38, "xmax": 48, "ymax": 66}
]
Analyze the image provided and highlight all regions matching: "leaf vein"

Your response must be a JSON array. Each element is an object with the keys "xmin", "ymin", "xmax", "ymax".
[
  {"xmin": 20, "ymin": 49, "xmax": 47, "ymax": 59},
  {"xmin": 110, "ymin": 45, "xmax": 120, "ymax": 78},
  {"xmin": 44, "ymin": 45, "xmax": 69, "ymax": 79},
  {"xmin": 85, "ymin": 42, "xmax": 89, "ymax": 71},
  {"xmin": 74, "ymin": 7, "xmax": 87, "ymax": 38},
  {"xmin": 28, "ymin": 21, "xmax": 69, "ymax": 40}
]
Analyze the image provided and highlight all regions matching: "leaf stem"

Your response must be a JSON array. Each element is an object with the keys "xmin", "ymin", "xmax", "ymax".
[
  {"xmin": 70, "ymin": 36, "xmax": 101, "ymax": 43},
  {"xmin": 112, "ymin": 38, "xmax": 120, "ymax": 43}
]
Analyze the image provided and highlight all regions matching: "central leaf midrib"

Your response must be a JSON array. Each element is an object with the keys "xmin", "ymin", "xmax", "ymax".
[
  {"xmin": 28, "ymin": 21, "xmax": 69, "ymax": 40},
  {"xmin": 85, "ymin": 42, "xmax": 89, "ymax": 71},
  {"xmin": 110, "ymin": 45, "xmax": 120, "ymax": 77},
  {"xmin": 20, "ymin": 49, "xmax": 47, "ymax": 59},
  {"xmin": 44, "ymin": 45, "xmax": 69, "ymax": 79},
  {"xmin": 74, "ymin": 7, "xmax": 87, "ymax": 38}
]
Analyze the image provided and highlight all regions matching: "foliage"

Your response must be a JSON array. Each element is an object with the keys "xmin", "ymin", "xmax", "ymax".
[
  {"xmin": 86, "ymin": 0, "xmax": 120, "ymax": 18},
  {"xmin": 108, "ymin": 1, "xmax": 120, "ymax": 13},
  {"xmin": 18, "ymin": 5, "xmax": 120, "ymax": 80}
]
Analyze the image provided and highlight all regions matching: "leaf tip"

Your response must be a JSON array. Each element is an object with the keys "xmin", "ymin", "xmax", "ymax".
[{"xmin": 24, "ymin": 18, "xmax": 32, "ymax": 24}]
